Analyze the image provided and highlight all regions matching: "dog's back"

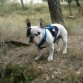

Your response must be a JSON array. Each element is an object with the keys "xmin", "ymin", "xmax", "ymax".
[{"xmin": 51, "ymin": 24, "xmax": 67, "ymax": 39}]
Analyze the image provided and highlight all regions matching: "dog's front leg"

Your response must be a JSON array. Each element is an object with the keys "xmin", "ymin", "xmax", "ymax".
[
  {"xmin": 35, "ymin": 48, "xmax": 42, "ymax": 61},
  {"xmin": 48, "ymin": 44, "xmax": 54, "ymax": 61}
]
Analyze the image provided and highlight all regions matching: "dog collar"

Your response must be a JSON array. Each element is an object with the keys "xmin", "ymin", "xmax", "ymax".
[{"xmin": 37, "ymin": 29, "xmax": 46, "ymax": 49}]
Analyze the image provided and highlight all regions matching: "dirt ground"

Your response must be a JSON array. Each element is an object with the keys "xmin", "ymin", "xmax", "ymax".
[{"xmin": 0, "ymin": 36, "xmax": 83, "ymax": 83}]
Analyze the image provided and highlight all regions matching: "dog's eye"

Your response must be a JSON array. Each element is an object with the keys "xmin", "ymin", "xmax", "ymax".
[
  {"xmin": 37, "ymin": 32, "xmax": 41, "ymax": 35},
  {"xmin": 34, "ymin": 32, "xmax": 41, "ymax": 36}
]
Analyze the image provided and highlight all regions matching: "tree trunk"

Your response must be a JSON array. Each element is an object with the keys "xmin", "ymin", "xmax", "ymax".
[
  {"xmin": 75, "ymin": 0, "xmax": 80, "ymax": 7},
  {"xmin": 68, "ymin": 0, "xmax": 72, "ymax": 15},
  {"xmin": 20, "ymin": 0, "xmax": 25, "ymax": 9},
  {"xmin": 75, "ymin": 0, "xmax": 83, "ymax": 16},
  {"xmin": 47, "ymin": 0, "xmax": 63, "ymax": 23}
]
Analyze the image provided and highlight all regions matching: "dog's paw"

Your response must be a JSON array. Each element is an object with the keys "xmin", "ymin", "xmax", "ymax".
[
  {"xmin": 35, "ymin": 56, "xmax": 41, "ymax": 61},
  {"xmin": 47, "ymin": 56, "xmax": 53, "ymax": 61},
  {"xmin": 56, "ymin": 48, "xmax": 60, "ymax": 52},
  {"xmin": 63, "ymin": 50, "xmax": 67, "ymax": 54}
]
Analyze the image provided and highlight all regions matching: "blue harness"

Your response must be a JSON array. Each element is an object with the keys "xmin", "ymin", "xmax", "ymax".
[
  {"xmin": 45, "ymin": 25, "xmax": 58, "ymax": 43},
  {"xmin": 37, "ymin": 25, "xmax": 58, "ymax": 49},
  {"xmin": 37, "ymin": 29, "xmax": 46, "ymax": 49}
]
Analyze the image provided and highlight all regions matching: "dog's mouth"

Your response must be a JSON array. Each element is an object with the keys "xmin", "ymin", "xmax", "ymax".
[{"xmin": 28, "ymin": 35, "xmax": 40, "ymax": 47}]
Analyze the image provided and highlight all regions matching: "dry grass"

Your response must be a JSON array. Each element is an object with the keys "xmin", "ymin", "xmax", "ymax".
[
  {"xmin": 0, "ymin": 14, "xmax": 27, "ymax": 40},
  {"xmin": 0, "ymin": 2, "xmax": 83, "ymax": 41},
  {"xmin": 0, "ymin": 3, "xmax": 51, "ymax": 41}
]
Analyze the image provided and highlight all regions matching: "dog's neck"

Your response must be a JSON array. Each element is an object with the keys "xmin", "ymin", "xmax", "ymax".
[
  {"xmin": 28, "ymin": 26, "xmax": 46, "ymax": 49},
  {"xmin": 37, "ymin": 27, "xmax": 45, "ymax": 40}
]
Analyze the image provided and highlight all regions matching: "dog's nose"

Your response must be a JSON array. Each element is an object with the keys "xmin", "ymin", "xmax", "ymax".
[{"xmin": 29, "ymin": 36, "xmax": 34, "ymax": 43}]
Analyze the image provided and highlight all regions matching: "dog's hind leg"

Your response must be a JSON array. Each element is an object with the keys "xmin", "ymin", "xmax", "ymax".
[
  {"xmin": 56, "ymin": 40, "xmax": 60, "ymax": 52},
  {"xmin": 48, "ymin": 44, "xmax": 54, "ymax": 61},
  {"xmin": 62, "ymin": 34, "xmax": 68, "ymax": 54}
]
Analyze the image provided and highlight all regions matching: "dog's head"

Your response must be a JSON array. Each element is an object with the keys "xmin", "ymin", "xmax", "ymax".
[{"xmin": 26, "ymin": 18, "xmax": 44, "ymax": 44}]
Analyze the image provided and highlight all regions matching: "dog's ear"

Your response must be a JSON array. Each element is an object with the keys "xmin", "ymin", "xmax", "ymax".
[
  {"xmin": 39, "ymin": 18, "xmax": 44, "ymax": 28},
  {"xmin": 26, "ymin": 18, "xmax": 31, "ymax": 28},
  {"xmin": 27, "ymin": 28, "xmax": 31, "ymax": 37}
]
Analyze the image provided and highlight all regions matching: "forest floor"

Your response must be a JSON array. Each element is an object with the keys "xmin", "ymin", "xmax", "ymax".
[{"xmin": 0, "ymin": 35, "xmax": 83, "ymax": 83}]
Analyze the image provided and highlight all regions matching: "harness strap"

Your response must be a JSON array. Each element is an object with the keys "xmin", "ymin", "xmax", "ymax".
[{"xmin": 37, "ymin": 29, "xmax": 46, "ymax": 49}]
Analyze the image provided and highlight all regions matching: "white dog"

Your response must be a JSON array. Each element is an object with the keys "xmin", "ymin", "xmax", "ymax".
[{"xmin": 26, "ymin": 19, "xmax": 68, "ymax": 61}]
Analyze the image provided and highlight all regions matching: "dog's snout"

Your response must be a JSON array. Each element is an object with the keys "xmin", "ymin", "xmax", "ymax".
[{"xmin": 29, "ymin": 36, "xmax": 34, "ymax": 43}]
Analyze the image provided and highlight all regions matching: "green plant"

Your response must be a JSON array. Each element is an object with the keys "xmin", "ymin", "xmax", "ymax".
[{"xmin": 0, "ymin": 63, "xmax": 44, "ymax": 83}]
